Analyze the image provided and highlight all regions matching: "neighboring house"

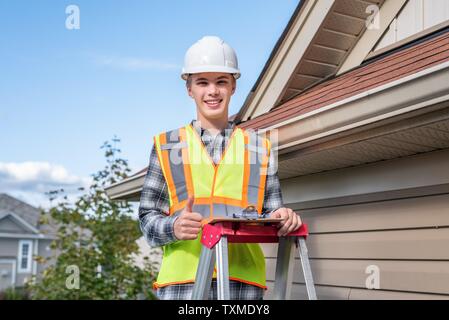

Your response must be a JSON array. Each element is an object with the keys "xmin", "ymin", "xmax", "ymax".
[
  {"xmin": 133, "ymin": 236, "xmax": 162, "ymax": 270},
  {"xmin": 0, "ymin": 193, "xmax": 56, "ymax": 291},
  {"xmin": 105, "ymin": 0, "xmax": 449, "ymax": 299}
]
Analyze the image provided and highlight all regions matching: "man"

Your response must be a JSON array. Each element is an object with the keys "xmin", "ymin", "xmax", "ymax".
[{"xmin": 139, "ymin": 36, "xmax": 302, "ymax": 300}]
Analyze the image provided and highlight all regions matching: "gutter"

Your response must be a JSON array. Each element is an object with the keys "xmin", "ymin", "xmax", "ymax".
[
  {"xmin": 259, "ymin": 59, "xmax": 449, "ymax": 153},
  {"xmin": 105, "ymin": 171, "xmax": 147, "ymax": 200}
]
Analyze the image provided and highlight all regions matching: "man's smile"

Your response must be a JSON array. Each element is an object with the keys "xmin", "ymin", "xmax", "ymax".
[{"xmin": 204, "ymin": 99, "xmax": 223, "ymax": 108}]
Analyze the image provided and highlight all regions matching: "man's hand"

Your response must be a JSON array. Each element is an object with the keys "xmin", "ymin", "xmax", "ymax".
[
  {"xmin": 269, "ymin": 207, "xmax": 302, "ymax": 237},
  {"xmin": 174, "ymin": 196, "xmax": 203, "ymax": 240}
]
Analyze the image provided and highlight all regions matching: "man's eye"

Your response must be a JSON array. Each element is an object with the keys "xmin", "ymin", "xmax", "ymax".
[
  {"xmin": 197, "ymin": 82, "xmax": 207, "ymax": 85},
  {"xmin": 217, "ymin": 81, "xmax": 228, "ymax": 84}
]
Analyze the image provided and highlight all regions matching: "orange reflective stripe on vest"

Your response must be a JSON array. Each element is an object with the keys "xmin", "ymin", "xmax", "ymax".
[{"xmin": 152, "ymin": 123, "xmax": 271, "ymax": 289}]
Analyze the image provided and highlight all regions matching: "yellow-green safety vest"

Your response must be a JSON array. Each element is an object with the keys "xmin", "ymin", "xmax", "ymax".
[{"xmin": 152, "ymin": 124, "xmax": 270, "ymax": 289}]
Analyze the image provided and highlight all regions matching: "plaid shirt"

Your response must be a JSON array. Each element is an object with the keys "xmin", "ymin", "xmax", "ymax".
[
  {"xmin": 156, "ymin": 279, "xmax": 264, "ymax": 300},
  {"xmin": 138, "ymin": 120, "xmax": 284, "ymax": 247}
]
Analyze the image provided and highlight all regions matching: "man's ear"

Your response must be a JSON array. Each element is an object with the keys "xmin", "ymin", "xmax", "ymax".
[
  {"xmin": 231, "ymin": 78, "xmax": 236, "ymax": 95},
  {"xmin": 187, "ymin": 86, "xmax": 193, "ymax": 98}
]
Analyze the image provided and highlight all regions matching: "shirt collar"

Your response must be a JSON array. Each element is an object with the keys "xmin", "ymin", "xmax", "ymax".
[{"xmin": 191, "ymin": 119, "xmax": 235, "ymax": 138}]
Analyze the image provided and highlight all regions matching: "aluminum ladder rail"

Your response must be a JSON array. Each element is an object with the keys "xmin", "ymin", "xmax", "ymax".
[{"xmin": 191, "ymin": 220, "xmax": 317, "ymax": 300}]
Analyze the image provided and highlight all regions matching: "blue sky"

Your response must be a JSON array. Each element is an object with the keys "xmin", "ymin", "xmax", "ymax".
[{"xmin": 0, "ymin": 0, "xmax": 299, "ymax": 208}]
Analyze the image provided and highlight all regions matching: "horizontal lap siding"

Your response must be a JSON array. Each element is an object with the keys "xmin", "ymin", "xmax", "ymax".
[
  {"xmin": 264, "ymin": 282, "xmax": 449, "ymax": 300},
  {"xmin": 298, "ymin": 194, "xmax": 449, "ymax": 233},
  {"xmin": 263, "ymin": 194, "xmax": 449, "ymax": 299},
  {"xmin": 266, "ymin": 258, "xmax": 449, "ymax": 294},
  {"xmin": 263, "ymin": 227, "xmax": 449, "ymax": 260}
]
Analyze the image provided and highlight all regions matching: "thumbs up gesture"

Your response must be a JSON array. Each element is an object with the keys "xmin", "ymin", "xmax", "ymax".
[{"xmin": 173, "ymin": 196, "xmax": 203, "ymax": 240}]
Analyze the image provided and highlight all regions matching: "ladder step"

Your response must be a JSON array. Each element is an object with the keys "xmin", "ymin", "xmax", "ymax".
[{"xmin": 191, "ymin": 222, "xmax": 317, "ymax": 300}]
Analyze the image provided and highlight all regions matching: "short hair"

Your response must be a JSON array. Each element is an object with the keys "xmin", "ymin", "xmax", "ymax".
[
  {"xmin": 186, "ymin": 75, "xmax": 192, "ymax": 88},
  {"xmin": 185, "ymin": 74, "xmax": 236, "ymax": 89}
]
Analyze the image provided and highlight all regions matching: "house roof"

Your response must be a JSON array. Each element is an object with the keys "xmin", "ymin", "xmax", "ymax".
[
  {"xmin": 239, "ymin": 28, "xmax": 449, "ymax": 130},
  {"xmin": 0, "ymin": 193, "xmax": 57, "ymax": 236},
  {"xmin": 235, "ymin": 0, "xmax": 390, "ymax": 123},
  {"xmin": 0, "ymin": 211, "xmax": 8, "ymax": 221},
  {"xmin": 0, "ymin": 193, "xmax": 41, "ymax": 228},
  {"xmin": 236, "ymin": 0, "xmax": 308, "ymax": 121},
  {"xmin": 0, "ymin": 211, "xmax": 41, "ymax": 234}
]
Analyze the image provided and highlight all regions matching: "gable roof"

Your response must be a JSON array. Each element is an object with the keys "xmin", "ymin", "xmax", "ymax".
[
  {"xmin": 237, "ymin": 0, "xmax": 308, "ymax": 120},
  {"xmin": 0, "ymin": 211, "xmax": 40, "ymax": 234},
  {"xmin": 239, "ymin": 28, "xmax": 449, "ymax": 130},
  {"xmin": 0, "ymin": 193, "xmax": 41, "ymax": 228},
  {"xmin": 236, "ymin": 0, "xmax": 389, "ymax": 123}
]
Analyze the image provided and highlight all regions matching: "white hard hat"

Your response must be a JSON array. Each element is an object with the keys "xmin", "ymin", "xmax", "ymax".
[{"xmin": 181, "ymin": 36, "xmax": 240, "ymax": 80}]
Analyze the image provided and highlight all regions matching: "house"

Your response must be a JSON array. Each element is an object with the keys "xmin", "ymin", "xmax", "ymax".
[
  {"xmin": 0, "ymin": 193, "xmax": 56, "ymax": 291},
  {"xmin": 105, "ymin": 0, "xmax": 449, "ymax": 299}
]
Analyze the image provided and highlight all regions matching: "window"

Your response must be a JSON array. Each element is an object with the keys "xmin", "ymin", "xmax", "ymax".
[{"xmin": 18, "ymin": 240, "xmax": 33, "ymax": 273}]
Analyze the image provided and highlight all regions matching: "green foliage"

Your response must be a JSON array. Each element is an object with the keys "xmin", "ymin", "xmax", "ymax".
[
  {"xmin": 0, "ymin": 287, "xmax": 30, "ymax": 300},
  {"xmin": 28, "ymin": 137, "xmax": 158, "ymax": 300}
]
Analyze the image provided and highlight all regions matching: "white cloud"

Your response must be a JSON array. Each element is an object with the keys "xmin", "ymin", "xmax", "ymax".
[
  {"xmin": 93, "ymin": 54, "xmax": 179, "ymax": 71},
  {"xmin": 0, "ymin": 162, "xmax": 92, "ymax": 209}
]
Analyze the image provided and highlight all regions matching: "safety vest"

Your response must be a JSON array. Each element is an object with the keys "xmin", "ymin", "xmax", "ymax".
[{"xmin": 152, "ymin": 123, "xmax": 271, "ymax": 289}]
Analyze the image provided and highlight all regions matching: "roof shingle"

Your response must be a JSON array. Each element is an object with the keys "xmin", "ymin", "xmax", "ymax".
[{"xmin": 239, "ymin": 30, "xmax": 449, "ymax": 130}]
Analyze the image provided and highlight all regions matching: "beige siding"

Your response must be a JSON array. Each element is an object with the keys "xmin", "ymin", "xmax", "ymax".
[
  {"xmin": 264, "ymin": 282, "xmax": 449, "ymax": 300},
  {"xmin": 264, "ymin": 192, "xmax": 449, "ymax": 299},
  {"xmin": 263, "ymin": 226, "xmax": 449, "ymax": 260},
  {"xmin": 295, "ymin": 194, "xmax": 449, "ymax": 233},
  {"xmin": 266, "ymin": 257, "xmax": 449, "ymax": 294}
]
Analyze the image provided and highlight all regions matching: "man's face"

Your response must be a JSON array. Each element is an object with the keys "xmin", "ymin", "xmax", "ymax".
[{"xmin": 187, "ymin": 72, "xmax": 236, "ymax": 121}]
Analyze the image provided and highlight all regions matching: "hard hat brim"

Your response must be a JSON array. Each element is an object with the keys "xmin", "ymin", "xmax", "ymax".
[{"xmin": 181, "ymin": 65, "xmax": 240, "ymax": 80}]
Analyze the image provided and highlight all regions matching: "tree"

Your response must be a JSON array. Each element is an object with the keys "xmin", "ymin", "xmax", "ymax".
[{"xmin": 28, "ymin": 137, "xmax": 158, "ymax": 299}]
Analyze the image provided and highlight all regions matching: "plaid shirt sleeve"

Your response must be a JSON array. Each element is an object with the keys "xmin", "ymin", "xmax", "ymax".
[
  {"xmin": 262, "ymin": 147, "xmax": 284, "ymax": 214},
  {"xmin": 138, "ymin": 145, "xmax": 179, "ymax": 248},
  {"xmin": 138, "ymin": 137, "xmax": 284, "ymax": 248}
]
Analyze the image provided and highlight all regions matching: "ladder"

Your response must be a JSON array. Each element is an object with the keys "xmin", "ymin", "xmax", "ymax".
[{"xmin": 191, "ymin": 219, "xmax": 317, "ymax": 300}]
